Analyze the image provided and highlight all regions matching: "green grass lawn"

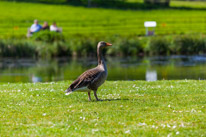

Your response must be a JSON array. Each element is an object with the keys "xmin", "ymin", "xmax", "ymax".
[
  {"xmin": 0, "ymin": 80, "xmax": 205, "ymax": 136},
  {"xmin": 171, "ymin": 0, "xmax": 206, "ymax": 9},
  {"xmin": 0, "ymin": 1, "xmax": 206, "ymax": 38}
]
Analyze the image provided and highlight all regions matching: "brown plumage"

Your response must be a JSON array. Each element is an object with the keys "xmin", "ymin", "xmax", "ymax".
[{"xmin": 65, "ymin": 41, "xmax": 112, "ymax": 101}]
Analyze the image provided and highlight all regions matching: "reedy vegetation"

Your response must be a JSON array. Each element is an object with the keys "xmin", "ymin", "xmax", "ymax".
[{"xmin": 0, "ymin": 33, "xmax": 206, "ymax": 58}]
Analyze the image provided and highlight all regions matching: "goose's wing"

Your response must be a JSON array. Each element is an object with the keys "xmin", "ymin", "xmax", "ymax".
[{"xmin": 67, "ymin": 67, "xmax": 102, "ymax": 92}]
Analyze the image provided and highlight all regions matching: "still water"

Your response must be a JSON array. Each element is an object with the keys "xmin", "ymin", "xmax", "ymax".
[{"xmin": 0, "ymin": 56, "xmax": 206, "ymax": 83}]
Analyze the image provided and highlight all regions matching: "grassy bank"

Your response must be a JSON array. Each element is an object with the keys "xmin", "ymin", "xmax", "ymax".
[
  {"xmin": 0, "ymin": 80, "xmax": 205, "ymax": 136},
  {"xmin": 0, "ymin": 1, "xmax": 206, "ymax": 38},
  {"xmin": 1, "ymin": 34, "xmax": 206, "ymax": 58}
]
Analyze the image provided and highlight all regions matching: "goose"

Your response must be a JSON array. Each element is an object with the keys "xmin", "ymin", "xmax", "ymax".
[{"xmin": 64, "ymin": 41, "xmax": 112, "ymax": 101}]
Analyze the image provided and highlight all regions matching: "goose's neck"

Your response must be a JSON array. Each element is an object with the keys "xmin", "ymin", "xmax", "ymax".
[
  {"xmin": 97, "ymin": 47, "xmax": 104, "ymax": 65},
  {"xmin": 97, "ymin": 47, "xmax": 106, "ymax": 69}
]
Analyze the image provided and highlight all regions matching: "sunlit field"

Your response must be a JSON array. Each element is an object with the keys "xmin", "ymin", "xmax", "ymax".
[
  {"xmin": 171, "ymin": 0, "xmax": 206, "ymax": 9},
  {"xmin": 0, "ymin": 80, "xmax": 205, "ymax": 136},
  {"xmin": 0, "ymin": 1, "xmax": 206, "ymax": 38}
]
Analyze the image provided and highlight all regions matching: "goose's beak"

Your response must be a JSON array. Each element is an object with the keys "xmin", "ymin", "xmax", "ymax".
[{"xmin": 106, "ymin": 42, "xmax": 112, "ymax": 46}]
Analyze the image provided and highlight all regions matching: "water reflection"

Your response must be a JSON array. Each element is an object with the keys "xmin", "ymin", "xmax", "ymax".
[
  {"xmin": 0, "ymin": 55, "xmax": 206, "ymax": 82},
  {"xmin": 32, "ymin": 75, "xmax": 42, "ymax": 83},
  {"xmin": 146, "ymin": 70, "xmax": 157, "ymax": 81}
]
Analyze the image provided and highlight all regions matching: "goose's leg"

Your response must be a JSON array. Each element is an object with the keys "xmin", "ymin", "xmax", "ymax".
[
  {"xmin": 88, "ymin": 92, "xmax": 91, "ymax": 101},
  {"xmin": 94, "ymin": 90, "xmax": 100, "ymax": 101}
]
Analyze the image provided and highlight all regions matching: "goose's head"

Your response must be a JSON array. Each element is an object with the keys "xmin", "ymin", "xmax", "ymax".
[{"xmin": 98, "ymin": 41, "xmax": 112, "ymax": 49}]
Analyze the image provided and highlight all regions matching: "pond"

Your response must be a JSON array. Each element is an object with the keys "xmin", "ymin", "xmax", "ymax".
[{"xmin": 0, "ymin": 55, "xmax": 206, "ymax": 83}]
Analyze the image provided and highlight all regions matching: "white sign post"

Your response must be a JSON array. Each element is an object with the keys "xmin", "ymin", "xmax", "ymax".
[{"xmin": 144, "ymin": 21, "xmax": 157, "ymax": 36}]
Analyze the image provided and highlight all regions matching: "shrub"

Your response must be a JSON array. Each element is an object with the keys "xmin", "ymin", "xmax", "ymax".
[
  {"xmin": 67, "ymin": 0, "xmax": 125, "ymax": 7},
  {"xmin": 67, "ymin": 38, "xmax": 85, "ymax": 57},
  {"xmin": 66, "ymin": 36, "xmax": 98, "ymax": 57},
  {"xmin": 107, "ymin": 36, "xmax": 143, "ymax": 56},
  {"xmin": 194, "ymin": 37, "xmax": 206, "ymax": 54},
  {"xmin": 32, "ymin": 31, "xmax": 64, "ymax": 43},
  {"xmin": 146, "ymin": 37, "xmax": 171, "ymax": 56},
  {"xmin": 0, "ymin": 34, "xmax": 206, "ymax": 58},
  {"xmin": 0, "ymin": 39, "xmax": 36, "ymax": 58},
  {"xmin": 34, "ymin": 41, "xmax": 72, "ymax": 58},
  {"xmin": 172, "ymin": 35, "xmax": 206, "ymax": 55},
  {"xmin": 55, "ymin": 41, "xmax": 72, "ymax": 57}
]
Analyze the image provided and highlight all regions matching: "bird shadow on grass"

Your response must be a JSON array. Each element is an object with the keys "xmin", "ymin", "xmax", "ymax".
[
  {"xmin": 86, "ymin": 98, "xmax": 129, "ymax": 102},
  {"xmin": 101, "ymin": 98, "xmax": 129, "ymax": 101}
]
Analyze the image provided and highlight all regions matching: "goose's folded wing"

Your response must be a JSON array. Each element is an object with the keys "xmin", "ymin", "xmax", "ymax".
[{"xmin": 69, "ymin": 68, "xmax": 101, "ymax": 91}]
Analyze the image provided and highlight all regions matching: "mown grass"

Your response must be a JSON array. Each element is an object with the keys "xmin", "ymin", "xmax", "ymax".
[
  {"xmin": 0, "ymin": 1, "xmax": 206, "ymax": 38},
  {"xmin": 0, "ymin": 80, "xmax": 205, "ymax": 136},
  {"xmin": 170, "ymin": 0, "xmax": 206, "ymax": 9}
]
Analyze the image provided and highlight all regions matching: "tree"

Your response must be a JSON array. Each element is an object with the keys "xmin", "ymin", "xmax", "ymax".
[
  {"xmin": 66, "ymin": 0, "xmax": 92, "ymax": 7},
  {"xmin": 67, "ymin": 0, "xmax": 125, "ymax": 7},
  {"xmin": 144, "ymin": 0, "xmax": 170, "ymax": 6}
]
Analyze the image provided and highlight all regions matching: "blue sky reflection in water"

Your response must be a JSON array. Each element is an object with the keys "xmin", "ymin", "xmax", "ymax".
[{"xmin": 0, "ymin": 56, "xmax": 206, "ymax": 83}]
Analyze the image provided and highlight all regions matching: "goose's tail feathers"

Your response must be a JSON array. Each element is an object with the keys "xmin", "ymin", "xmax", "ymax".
[{"xmin": 64, "ymin": 88, "xmax": 73, "ymax": 95}]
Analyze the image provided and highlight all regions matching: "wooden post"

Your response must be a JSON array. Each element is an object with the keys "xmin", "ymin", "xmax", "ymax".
[{"xmin": 146, "ymin": 27, "xmax": 148, "ymax": 36}]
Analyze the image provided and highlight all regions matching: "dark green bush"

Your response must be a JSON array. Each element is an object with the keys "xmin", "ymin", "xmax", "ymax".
[
  {"xmin": 32, "ymin": 31, "xmax": 64, "ymax": 43},
  {"xmin": 107, "ymin": 37, "xmax": 143, "ymax": 56},
  {"xmin": 34, "ymin": 41, "xmax": 72, "ymax": 58},
  {"xmin": 34, "ymin": 42, "xmax": 54, "ymax": 58},
  {"xmin": 0, "ymin": 34, "xmax": 206, "ymax": 58},
  {"xmin": 146, "ymin": 37, "xmax": 171, "ymax": 55},
  {"xmin": 0, "ymin": 39, "xmax": 36, "ymax": 58},
  {"xmin": 194, "ymin": 37, "xmax": 206, "ymax": 54},
  {"xmin": 55, "ymin": 41, "xmax": 72, "ymax": 57},
  {"xmin": 67, "ymin": 37, "xmax": 97, "ymax": 57},
  {"xmin": 0, "ymin": 39, "xmax": 70, "ymax": 58},
  {"xmin": 67, "ymin": 0, "xmax": 125, "ymax": 7},
  {"xmin": 172, "ymin": 35, "xmax": 206, "ymax": 55}
]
